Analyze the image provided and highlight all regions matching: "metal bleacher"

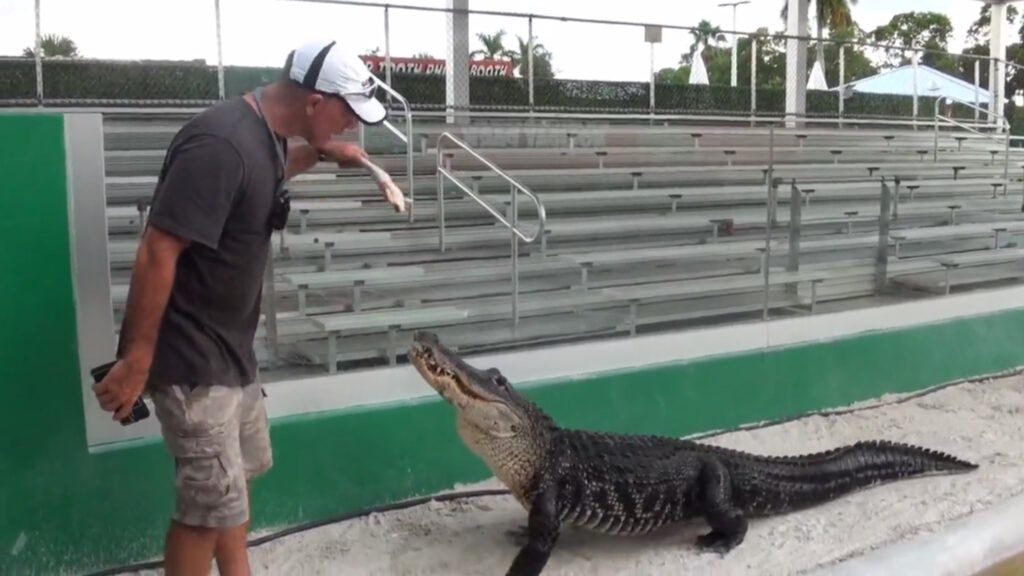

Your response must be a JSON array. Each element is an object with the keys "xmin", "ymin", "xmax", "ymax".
[{"xmin": 100, "ymin": 97, "xmax": 1024, "ymax": 380}]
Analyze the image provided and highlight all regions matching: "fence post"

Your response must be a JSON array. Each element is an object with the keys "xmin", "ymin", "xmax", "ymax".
[
  {"xmin": 750, "ymin": 36, "xmax": 757, "ymax": 124},
  {"xmin": 876, "ymin": 178, "xmax": 892, "ymax": 294},
  {"xmin": 384, "ymin": 5, "xmax": 392, "ymax": 101},
  {"xmin": 528, "ymin": 16, "xmax": 535, "ymax": 114},
  {"xmin": 34, "ymin": 0, "xmax": 43, "ymax": 105},
  {"xmin": 912, "ymin": 50, "xmax": 919, "ymax": 129},
  {"xmin": 974, "ymin": 59, "xmax": 980, "ymax": 124},
  {"xmin": 645, "ymin": 25, "xmax": 661, "ymax": 118},
  {"xmin": 838, "ymin": 43, "xmax": 845, "ymax": 124},
  {"xmin": 214, "ymin": 0, "xmax": 225, "ymax": 99}
]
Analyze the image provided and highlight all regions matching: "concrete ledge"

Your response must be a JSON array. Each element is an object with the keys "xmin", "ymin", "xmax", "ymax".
[{"xmin": 812, "ymin": 492, "xmax": 1024, "ymax": 576}]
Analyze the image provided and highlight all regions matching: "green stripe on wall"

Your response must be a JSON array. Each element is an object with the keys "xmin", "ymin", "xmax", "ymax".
[{"xmin": 3, "ymin": 113, "xmax": 1024, "ymax": 576}]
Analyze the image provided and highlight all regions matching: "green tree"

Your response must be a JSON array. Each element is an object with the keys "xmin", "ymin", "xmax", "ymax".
[
  {"xmin": 966, "ymin": 3, "xmax": 1021, "ymax": 43},
  {"xmin": 870, "ymin": 11, "xmax": 956, "ymax": 73},
  {"xmin": 470, "ymin": 30, "xmax": 513, "ymax": 60},
  {"xmin": 781, "ymin": 0, "xmax": 859, "ymax": 69},
  {"xmin": 688, "ymin": 19, "xmax": 726, "ymax": 59},
  {"xmin": 22, "ymin": 33, "xmax": 80, "ymax": 58},
  {"xmin": 959, "ymin": 2, "xmax": 1024, "ymax": 113},
  {"xmin": 508, "ymin": 34, "xmax": 554, "ymax": 80}
]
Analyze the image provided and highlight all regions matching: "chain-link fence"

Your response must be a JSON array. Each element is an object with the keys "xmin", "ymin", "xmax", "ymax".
[{"xmin": 1, "ymin": 0, "xmax": 1019, "ymax": 131}]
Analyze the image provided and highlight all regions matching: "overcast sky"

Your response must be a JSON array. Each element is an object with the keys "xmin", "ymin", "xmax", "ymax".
[{"xmin": 0, "ymin": 0, "xmax": 995, "ymax": 82}]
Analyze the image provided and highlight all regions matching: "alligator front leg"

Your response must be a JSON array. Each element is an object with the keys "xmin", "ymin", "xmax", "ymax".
[
  {"xmin": 506, "ymin": 485, "xmax": 560, "ymax": 576},
  {"xmin": 694, "ymin": 457, "xmax": 748, "ymax": 555}
]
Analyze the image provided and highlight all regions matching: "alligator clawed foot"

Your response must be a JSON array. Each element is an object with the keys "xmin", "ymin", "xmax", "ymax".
[
  {"xmin": 694, "ymin": 530, "xmax": 743, "ymax": 557},
  {"xmin": 505, "ymin": 525, "xmax": 530, "ymax": 547}
]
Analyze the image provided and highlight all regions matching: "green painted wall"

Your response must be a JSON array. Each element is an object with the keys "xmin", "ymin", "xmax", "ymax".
[{"xmin": 2, "ymin": 112, "xmax": 1024, "ymax": 575}]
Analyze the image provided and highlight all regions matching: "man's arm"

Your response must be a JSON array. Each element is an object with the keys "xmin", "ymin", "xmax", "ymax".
[
  {"xmin": 287, "ymin": 141, "xmax": 372, "ymax": 179},
  {"xmin": 116, "ymin": 225, "xmax": 190, "ymax": 373},
  {"xmin": 286, "ymin": 143, "xmax": 321, "ymax": 179}
]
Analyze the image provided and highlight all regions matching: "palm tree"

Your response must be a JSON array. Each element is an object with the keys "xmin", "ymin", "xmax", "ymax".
[
  {"xmin": 508, "ymin": 34, "xmax": 553, "ymax": 79},
  {"xmin": 781, "ymin": 0, "xmax": 858, "ymax": 67},
  {"xmin": 689, "ymin": 20, "xmax": 726, "ymax": 59},
  {"xmin": 471, "ymin": 30, "xmax": 512, "ymax": 60},
  {"xmin": 22, "ymin": 33, "xmax": 80, "ymax": 58}
]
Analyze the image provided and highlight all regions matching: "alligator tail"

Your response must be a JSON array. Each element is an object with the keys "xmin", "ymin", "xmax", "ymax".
[{"xmin": 729, "ymin": 439, "xmax": 978, "ymax": 514}]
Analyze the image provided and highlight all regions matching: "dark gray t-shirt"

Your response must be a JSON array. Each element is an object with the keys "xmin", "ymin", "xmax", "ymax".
[{"xmin": 133, "ymin": 96, "xmax": 286, "ymax": 389}]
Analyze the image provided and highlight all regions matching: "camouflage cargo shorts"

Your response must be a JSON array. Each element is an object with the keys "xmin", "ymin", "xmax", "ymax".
[{"xmin": 149, "ymin": 381, "xmax": 273, "ymax": 529}]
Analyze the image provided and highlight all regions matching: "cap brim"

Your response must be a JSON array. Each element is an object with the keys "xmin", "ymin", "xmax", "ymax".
[{"xmin": 345, "ymin": 95, "xmax": 387, "ymax": 125}]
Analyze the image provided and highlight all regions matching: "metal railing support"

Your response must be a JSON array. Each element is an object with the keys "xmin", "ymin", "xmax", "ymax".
[
  {"xmin": 932, "ymin": 95, "xmax": 1011, "ymax": 184},
  {"xmin": 876, "ymin": 178, "xmax": 892, "ymax": 294},
  {"xmin": 436, "ymin": 132, "xmax": 547, "ymax": 326},
  {"xmin": 372, "ymin": 79, "xmax": 417, "ymax": 223}
]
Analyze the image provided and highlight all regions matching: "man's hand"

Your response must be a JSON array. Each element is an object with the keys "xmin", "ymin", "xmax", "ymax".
[
  {"xmin": 93, "ymin": 358, "xmax": 149, "ymax": 421},
  {"xmin": 317, "ymin": 141, "xmax": 405, "ymax": 212}
]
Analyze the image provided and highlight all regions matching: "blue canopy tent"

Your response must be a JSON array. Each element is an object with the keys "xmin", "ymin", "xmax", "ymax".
[{"xmin": 838, "ymin": 64, "xmax": 993, "ymax": 105}]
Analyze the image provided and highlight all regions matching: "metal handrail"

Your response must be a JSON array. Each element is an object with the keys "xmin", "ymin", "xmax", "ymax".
[
  {"xmin": 933, "ymin": 96, "xmax": 1010, "ymax": 182},
  {"xmin": 372, "ymin": 78, "xmax": 417, "ymax": 223},
  {"xmin": 934, "ymin": 94, "xmax": 1007, "ymax": 126},
  {"xmin": 435, "ymin": 131, "xmax": 547, "ymax": 326}
]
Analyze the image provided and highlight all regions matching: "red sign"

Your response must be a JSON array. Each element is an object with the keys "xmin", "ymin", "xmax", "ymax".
[{"xmin": 360, "ymin": 55, "xmax": 514, "ymax": 77}]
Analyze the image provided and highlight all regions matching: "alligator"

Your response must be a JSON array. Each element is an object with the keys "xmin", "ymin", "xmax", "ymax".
[{"xmin": 408, "ymin": 330, "xmax": 979, "ymax": 576}]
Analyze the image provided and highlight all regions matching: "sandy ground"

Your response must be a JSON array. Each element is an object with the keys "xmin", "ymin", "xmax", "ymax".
[{"xmin": 130, "ymin": 371, "xmax": 1024, "ymax": 576}]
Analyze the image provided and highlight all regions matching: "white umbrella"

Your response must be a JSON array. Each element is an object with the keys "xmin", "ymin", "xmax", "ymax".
[
  {"xmin": 689, "ymin": 45, "xmax": 709, "ymax": 85},
  {"xmin": 807, "ymin": 59, "xmax": 828, "ymax": 91}
]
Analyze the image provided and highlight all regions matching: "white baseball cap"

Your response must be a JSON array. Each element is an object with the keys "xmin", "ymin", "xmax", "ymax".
[{"xmin": 285, "ymin": 39, "xmax": 387, "ymax": 125}]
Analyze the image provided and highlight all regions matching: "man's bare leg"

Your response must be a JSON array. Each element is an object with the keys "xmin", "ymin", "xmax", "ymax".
[
  {"xmin": 213, "ymin": 480, "xmax": 252, "ymax": 576},
  {"xmin": 164, "ymin": 520, "xmax": 219, "ymax": 576}
]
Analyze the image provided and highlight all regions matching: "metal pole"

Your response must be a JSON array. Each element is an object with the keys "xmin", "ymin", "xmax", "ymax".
[
  {"xmin": 731, "ymin": 4, "xmax": 738, "ymax": 87},
  {"xmin": 528, "ymin": 16, "xmax": 535, "ymax": 112},
  {"xmin": 437, "ymin": 149, "xmax": 446, "ymax": 251},
  {"xmin": 912, "ymin": 50, "xmax": 919, "ymax": 127},
  {"xmin": 384, "ymin": 6, "xmax": 392, "ymax": 96},
  {"xmin": 649, "ymin": 41, "xmax": 655, "ymax": 115},
  {"xmin": 214, "ymin": 0, "xmax": 225, "ymax": 99},
  {"xmin": 787, "ymin": 180, "xmax": 801, "ymax": 272},
  {"xmin": 762, "ymin": 123, "xmax": 774, "ymax": 321},
  {"xmin": 750, "ymin": 36, "xmax": 757, "ymax": 121},
  {"xmin": 875, "ymin": 178, "xmax": 892, "ymax": 294},
  {"xmin": 838, "ymin": 44, "xmax": 845, "ymax": 122},
  {"xmin": 34, "ymin": 0, "xmax": 42, "ymax": 105},
  {"xmin": 511, "ymin": 183, "xmax": 519, "ymax": 327},
  {"xmin": 974, "ymin": 59, "xmax": 980, "ymax": 124},
  {"xmin": 1005, "ymin": 116, "xmax": 1010, "ymax": 183},
  {"xmin": 717, "ymin": 0, "xmax": 749, "ymax": 87}
]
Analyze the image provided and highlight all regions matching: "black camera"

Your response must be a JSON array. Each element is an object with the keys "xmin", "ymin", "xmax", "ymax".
[
  {"xmin": 269, "ymin": 186, "xmax": 291, "ymax": 231},
  {"xmin": 90, "ymin": 360, "xmax": 151, "ymax": 426}
]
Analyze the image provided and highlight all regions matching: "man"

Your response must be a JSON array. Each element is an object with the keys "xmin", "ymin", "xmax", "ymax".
[{"xmin": 92, "ymin": 39, "xmax": 399, "ymax": 575}]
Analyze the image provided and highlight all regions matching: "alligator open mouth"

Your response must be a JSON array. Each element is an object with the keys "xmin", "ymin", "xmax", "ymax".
[{"xmin": 411, "ymin": 339, "xmax": 490, "ymax": 401}]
